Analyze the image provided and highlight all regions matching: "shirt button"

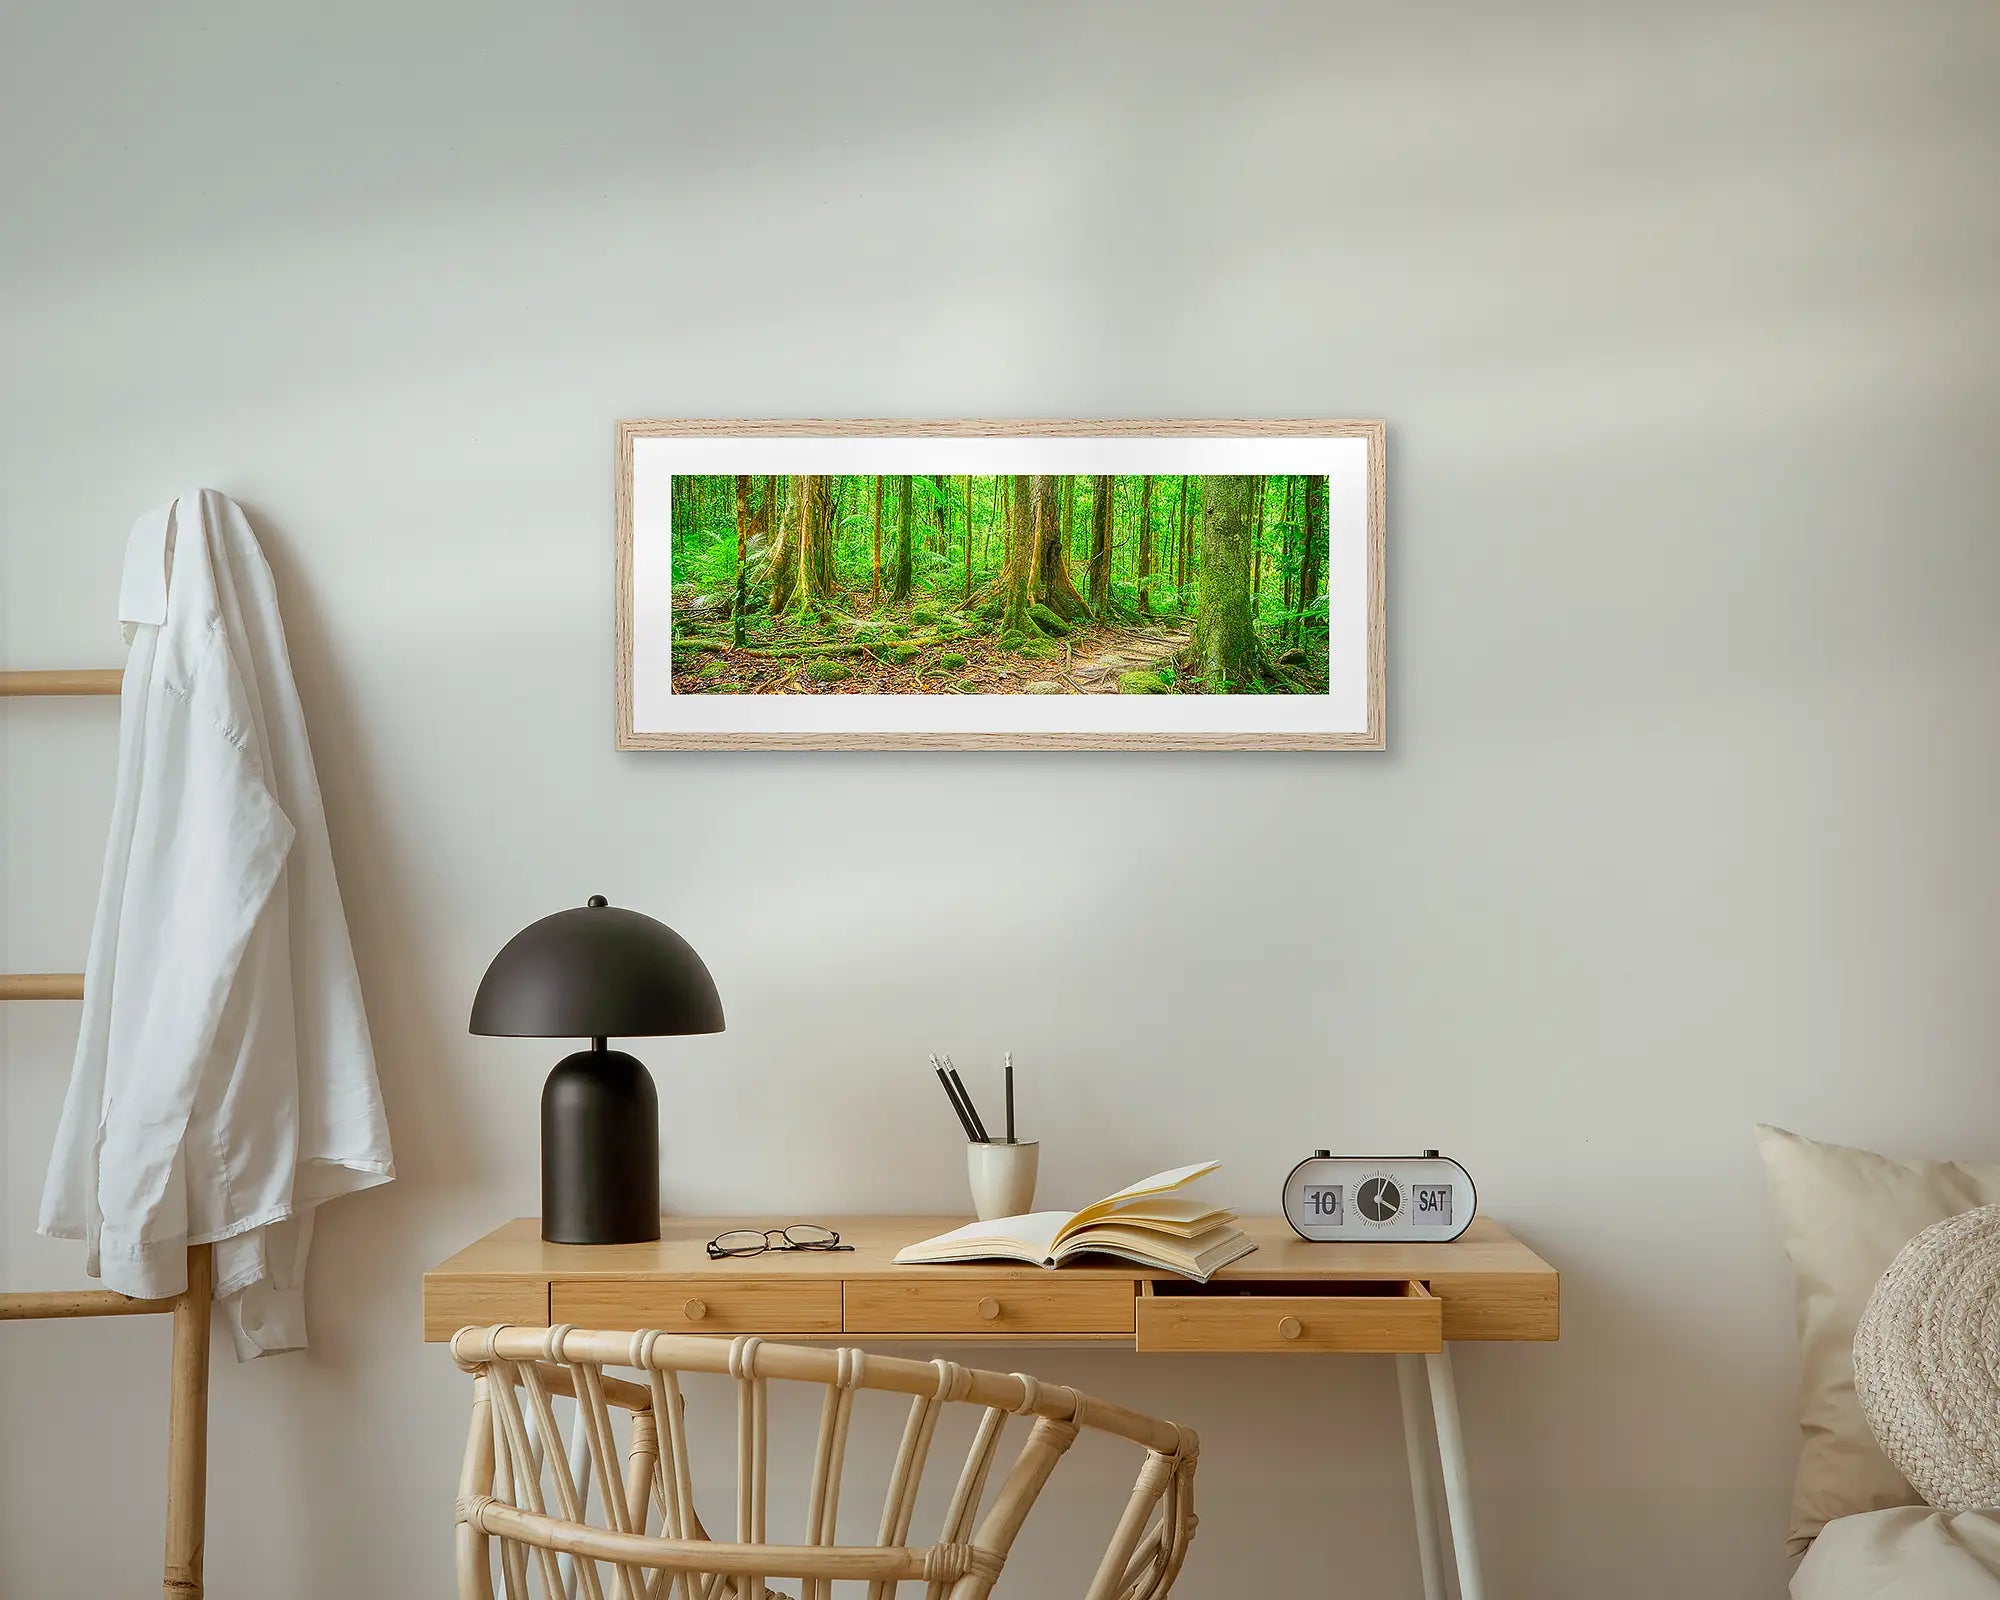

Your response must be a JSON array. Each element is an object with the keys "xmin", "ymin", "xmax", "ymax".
[{"xmin": 243, "ymin": 1309, "xmax": 263, "ymax": 1333}]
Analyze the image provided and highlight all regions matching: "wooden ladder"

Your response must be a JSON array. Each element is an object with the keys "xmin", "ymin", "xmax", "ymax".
[{"xmin": 0, "ymin": 667, "xmax": 213, "ymax": 1600}]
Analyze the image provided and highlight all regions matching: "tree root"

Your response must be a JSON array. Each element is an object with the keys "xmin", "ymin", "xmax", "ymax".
[
  {"xmin": 1253, "ymin": 644, "xmax": 1314, "ymax": 692},
  {"xmin": 1174, "ymin": 639, "xmax": 1317, "ymax": 694},
  {"xmin": 678, "ymin": 631, "xmax": 963, "ymax": 661}
]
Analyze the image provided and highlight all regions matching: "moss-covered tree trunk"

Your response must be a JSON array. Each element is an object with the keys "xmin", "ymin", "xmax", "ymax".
[
  {"xmin": 814, "ymin": 476, "xmax": 839, "ymax": 591},
  {"xmin": 1032, "ymin": 474, "xmax": 1089, "ymax": 621},
  {"xmin": 766, "ymin": 474, "xmax": 800, "ymax": 611},
  {"xmin": 1174, "ymin": 476, "xmax": 1193, "ymax": 606},
  {"xmin": 871, "ymin": 477, "xmax": 883, "ymax": 600},
  {"xmin": 779, "ymin": 474, "xmax": 836, "ymax": 617},
  {"xmin": 672, "ymin": 477, "xmax": 695, "ymax": 546},
  {"xmin": 1000, "ymin": 474, "xmax": 1036, "ymax": 635},
  {"xmin": 892, "ymin": 475, "xmax": 914, "ymax": 601},
  {"xmin": 732, "ymin": 474, "xmax": 753, "ymax": 647},
  {"xmin": 1087, "ymin": 474, "xmax": 1113, "ymax": 613},
  {"xmin": 959, "ymin": 474, "xmax": 972, "ymax": 599},
  {"xmin": 788, "ymin": 472, "xmax": 836, "ymax": 616},
  {"xmin": 1135, "ymin": 475, "xmax": 1154, "ymax": 616},
  {"xmin": 1280, "ymin": 476, "xmax": 1298, "ymax": 621},
  {"xmin": 1191, "ymin": 476, "xmax": 1260, "ymax": 691},
  {"xmin": 1249, "ymin": 476, "xmax": 1267, "ymax": 608},
  {"xmin": 1295, "ymin": 473, "xmax": 1326, "ymax": 645}
]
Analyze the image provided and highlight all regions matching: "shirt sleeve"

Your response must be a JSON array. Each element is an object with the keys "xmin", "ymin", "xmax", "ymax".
[
  {"xmin": 91, "ymin": 625, "xmax": 295, "ymax": 1296},
  {"xmin": 221, "ymin": 1211, "xmax": 314, "ymax": 1359}
]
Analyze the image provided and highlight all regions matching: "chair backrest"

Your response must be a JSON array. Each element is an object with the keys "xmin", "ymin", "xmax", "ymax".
[{"xmin": 451, "ymin": 1324, "xmax": 1199, "ymax": 1600}]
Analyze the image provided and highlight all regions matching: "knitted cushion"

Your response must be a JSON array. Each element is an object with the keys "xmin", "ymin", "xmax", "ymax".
[{"xmin": 1854, "ymin": 1204, "xmax": 2000, "ymax": 1513}]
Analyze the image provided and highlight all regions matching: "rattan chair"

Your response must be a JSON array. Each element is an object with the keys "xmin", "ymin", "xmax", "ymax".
[{"xmin": 451, "ymin": 1324, "xmax": 1200, "ymax": 1600}]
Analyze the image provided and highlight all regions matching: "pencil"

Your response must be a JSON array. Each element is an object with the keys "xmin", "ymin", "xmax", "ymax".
[
  {"xmin": 1004, "ymin": 1052, "xmax": 1015, "ymax": 1143},
  {"xmin": 931, "ymin": 1056, "xmax": 979, "ymax": 1142},
  {"xmin": 944, "ymin": 1057, "xmax": 990, "ymax": 1143}
]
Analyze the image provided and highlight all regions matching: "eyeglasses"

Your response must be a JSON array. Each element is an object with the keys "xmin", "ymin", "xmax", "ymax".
[{"xmin": 705, "ymin": 1225, "xmax": 855, "ymax": 1261}]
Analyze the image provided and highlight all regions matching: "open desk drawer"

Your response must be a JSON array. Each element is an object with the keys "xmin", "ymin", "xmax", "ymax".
[{"xmin": 1135, "ymin": 1279, "xmax": 1441, "ymax": 1353}]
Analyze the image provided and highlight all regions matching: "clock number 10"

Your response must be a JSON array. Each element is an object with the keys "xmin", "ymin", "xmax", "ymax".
[{"xmin": 1304, "ymin": 1185, "xmax": 1343, "ymax": 1224}]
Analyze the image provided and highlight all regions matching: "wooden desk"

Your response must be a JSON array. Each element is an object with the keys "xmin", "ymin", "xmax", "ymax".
[{"xmin": 425, "ymin": 1215, "xmax": 1557, "ymax": 1600}]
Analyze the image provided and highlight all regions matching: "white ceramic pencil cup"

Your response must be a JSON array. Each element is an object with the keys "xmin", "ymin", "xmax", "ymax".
[{"xmin": 968, "ymin": 1141, "xmax": 1039, "ymax": 1221}]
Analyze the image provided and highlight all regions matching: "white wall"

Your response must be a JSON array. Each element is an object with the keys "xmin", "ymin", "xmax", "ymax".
[{"xmin": 4, "ymin": 2, "xmax": 1998, "ymax": 1593}]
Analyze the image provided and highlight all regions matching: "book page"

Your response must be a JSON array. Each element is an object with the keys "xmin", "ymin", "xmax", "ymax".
[
  {"xmin": 1088, "ymin": 1196, "xmax": 1231, "ymax": 1229},
  {"xmin": 1050, "ymin": 1222, "xmax": 1256, "ymax": 1281},
  {"xmin": 1057, "ymin": 1161, "xmax": 1222, "ymax": 1241},
  {"xmin": 894, "ymin": 1210, "xmax": 1071, "ymax": 1265}
]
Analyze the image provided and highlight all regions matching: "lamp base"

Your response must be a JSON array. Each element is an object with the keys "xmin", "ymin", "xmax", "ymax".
[{"xmin": 541, "ymin": 1046, "xmax": 661, "ymax": 1244}]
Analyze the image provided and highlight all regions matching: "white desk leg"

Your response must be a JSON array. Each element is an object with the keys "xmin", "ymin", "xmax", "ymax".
[
  {"xmin": 1425, "ymin": 1346, "xmax": 1486, "ymax": 1600},
  {"xmin": 1395, "ymin": 1354, "xmax": 1448, "ymax": 1600}
]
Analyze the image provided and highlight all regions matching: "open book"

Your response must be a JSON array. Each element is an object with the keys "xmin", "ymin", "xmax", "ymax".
[{"xmin": 894, "ymin": 1161, "xmax": 1256, "ymax": 1282}]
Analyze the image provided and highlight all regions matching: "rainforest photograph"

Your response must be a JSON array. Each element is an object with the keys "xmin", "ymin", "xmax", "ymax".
[{"xmin": 666, "ymin": 473, "xmax": 1331, "ymax": 696}]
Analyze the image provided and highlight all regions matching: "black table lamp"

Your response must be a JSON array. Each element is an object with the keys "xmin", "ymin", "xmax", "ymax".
[{"xmin": 470, "ymin": 895, "xmax": 724, "ymax": 1244}]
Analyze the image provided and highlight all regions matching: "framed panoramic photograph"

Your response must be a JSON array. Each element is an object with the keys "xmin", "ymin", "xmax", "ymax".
[{"xmin": 615, "ymin": 420, "xmax": 1385, "ymax": 750}]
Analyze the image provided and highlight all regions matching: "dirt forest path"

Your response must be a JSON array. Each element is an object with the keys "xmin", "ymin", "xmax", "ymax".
[
  {"xmin": 672, "ymin": 615, "xmax": 1198, "ymax": 695},
  {"xmin": 1040, "ymin": 621, "xmax": 1191, "ymax": 694}
]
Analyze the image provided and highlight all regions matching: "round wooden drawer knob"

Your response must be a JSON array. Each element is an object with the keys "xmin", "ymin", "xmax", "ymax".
[
  {"xmin": 682, "ymin": 1299, "xmax": 708, "ymax": 1322},
  {"xmin": 976, "ymin": 1297, "xmax": 1001, "ymax": 1321},
  {"xmin": 1278, "ymin": 1316, "xmax": 1303, "ymax": 1341}
]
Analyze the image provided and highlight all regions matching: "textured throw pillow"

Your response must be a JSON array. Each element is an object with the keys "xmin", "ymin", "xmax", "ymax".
[
  {"xmin": 1853, "ymin": 1205, "xmax": 2000, "ymax": 1513},
  {"xmin": 1756, "ymin": 1125, "xmax": 2000, "ymax": 1554}
]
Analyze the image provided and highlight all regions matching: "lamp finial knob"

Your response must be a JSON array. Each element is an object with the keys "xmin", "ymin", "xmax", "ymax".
[{"xmin": 587, "ymin": 895, "xmax": 608, "ymax": 908}]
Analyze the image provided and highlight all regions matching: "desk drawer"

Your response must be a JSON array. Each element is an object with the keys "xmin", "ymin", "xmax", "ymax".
[
  {"xmin": 844, "ymin": 1278, "xmax": 1135, "ymax": 1335},
  {"xmin": 551, "ymin": 1278, "xmax": 842, "ymax": 1333},
  {"xmin": 1136, "ymin": 1280, "xmax": 1441, "ymax": 1353}
]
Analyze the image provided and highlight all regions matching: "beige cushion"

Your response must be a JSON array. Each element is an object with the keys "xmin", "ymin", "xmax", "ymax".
[
  {"xmin": 1757, "ymin": 1126, "xmax": 2000, "ymax": 1554},
  {"xmin": 1792, "ymin": 1508, "xmax": 2000, "ymax": 1600}
]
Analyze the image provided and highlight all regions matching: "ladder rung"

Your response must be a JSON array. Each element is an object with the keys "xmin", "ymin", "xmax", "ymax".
[
  {"xmin": 0, "ymin": 973, "xmax": 85, "ymax": 1000},
  {"xmin": 0, "ymin": 669, "xmax": 123, "ymax": 696},
  {"xmin": 0, "ymin": 1288, "xmax": 179, "ymax": 1320}
]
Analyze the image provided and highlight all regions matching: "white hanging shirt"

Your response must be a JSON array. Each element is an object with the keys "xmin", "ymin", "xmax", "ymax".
[{"xmin": 39, "ymin": 489, "xmax": 394, "ymax": 1360}]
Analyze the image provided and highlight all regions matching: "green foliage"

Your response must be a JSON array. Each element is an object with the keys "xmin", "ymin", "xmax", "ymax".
[
  {"xmin": 1119, "ymin": 669, "xmax": 1171, "ymax": 694},
  {"xmin": 803, "ymin": 658, "xmax": 852, "ymax": 682},
  {"xmin": 667, "ymin": 472, "xmax": 1334, "ymax": 696}
]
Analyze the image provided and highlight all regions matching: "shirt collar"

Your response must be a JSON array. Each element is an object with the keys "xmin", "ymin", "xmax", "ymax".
[{"xmin": 118, "ymin": 497, "xmax": 181, "ymax": 627}]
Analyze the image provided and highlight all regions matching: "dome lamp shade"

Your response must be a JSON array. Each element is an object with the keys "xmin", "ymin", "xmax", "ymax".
[
  {"xmin": 469, "ymin": 896, "xmax": 724, "ymax": 1245},
  {"xmin": 469, "ymin": 896, "xmax": 724, "ymax": 1040}
]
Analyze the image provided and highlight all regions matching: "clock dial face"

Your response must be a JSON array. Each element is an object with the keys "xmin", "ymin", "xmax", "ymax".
[{"xmin": 1356, "ymin": 1176, "xmax": 1403, "ymax": 1224}]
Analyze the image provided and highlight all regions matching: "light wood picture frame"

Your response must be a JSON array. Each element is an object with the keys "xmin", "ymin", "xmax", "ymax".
[{"xmin": 615, "ymin": 420, "xmax": 1385, "ymax": 750}]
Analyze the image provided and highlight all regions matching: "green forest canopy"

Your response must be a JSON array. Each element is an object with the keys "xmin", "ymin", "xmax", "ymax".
[{"xmin": 669, "ymin": 474, "xmax": 1330, "ymax": 695}]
